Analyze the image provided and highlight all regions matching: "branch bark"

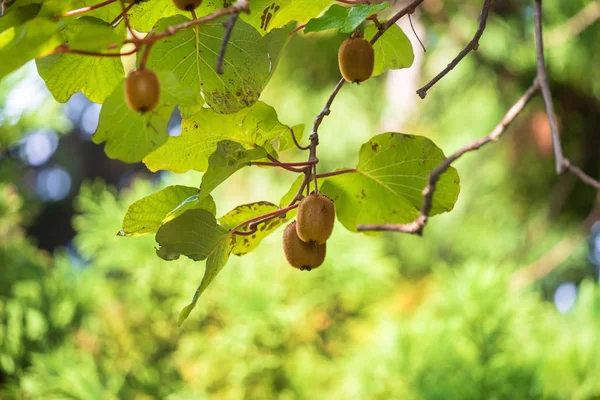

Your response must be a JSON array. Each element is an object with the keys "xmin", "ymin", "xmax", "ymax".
[{"xmin": 416, "ymin": 0, "xmax": 495, "ymax": 99}]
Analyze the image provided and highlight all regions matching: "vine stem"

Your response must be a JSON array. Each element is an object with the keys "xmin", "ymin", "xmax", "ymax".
[
  {"xmin": 52, "ymin": 45, "xmax": 139, "ymax": 57},
  {"xmin": 232, "ymin": 203, "xmax": 299, "ymax": 236},
  {"xmin": 59, "ymin": 0, "xmax": 117, "ymax": 18},
  {"xmin": 315, "ymin": 169, "xmax": 356, "ymax": 179},
  {"xmin": 216, "ymin": 13, "xmax": 239, "ymax": 74}
]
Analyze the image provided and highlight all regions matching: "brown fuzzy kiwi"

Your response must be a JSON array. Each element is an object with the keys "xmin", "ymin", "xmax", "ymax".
[
  {"xmin": 172, "ymin": 0, "xmax": 203, "ymax": 11},
  {"xmin": 296, "ymin": 193, "xmax": 335, "ymax": 245},
  {"xmin": 283, "ymin": 222, "xmax": 326, "ymax": 271},
  {"xmin": 338, "ymin": 36, "xmax": 375, "ymax": 83},
  {"xmin": 125, "ymin": 69, "xmax": 160, "ymax": 113}
]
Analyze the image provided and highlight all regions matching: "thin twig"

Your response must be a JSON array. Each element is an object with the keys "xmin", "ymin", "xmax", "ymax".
[
  {"xmin": 315, "ymin": 169, "xmax": 356, "ymax": 179},
  {"xmin": 216, "ymin": 13, "xmax": 239, "ymax": 74},
  {"xmin": 562, "ymin": 159, "xmax": 600, "ymax": 189},
  {"xmin": 110, "ymin": 1, "xmax": 135, "ymax": 26},
  {"xmin": 408, "ymin": 13, "xmax": 426, "ymax": 52},
  {"xmin": 128, "ymin": 0, "xmax": 249, "ymax": 45},
  {"xmin": 290, "ymin": 127, "xmax": 310, "ymax": 151},
  {"xmin": 52, "ymin": 44, "xmax": 139, "ymax": 57},
  {"xmin": 358, "ymin": 81, "xmax": 541, "ymax": 234},
  {"xmin": 119, "ymin": 0, "xmax": 139, "ymax": 40},
  {"xmin": 232, "ymin": 203, "xmax": 299, "ymax": 235},
  {"xmin": 0, "ymin": 0, "xmax": 6, "ymax": 17},
  {"xmin": 533, "ymin": 0, "xmax": 564, "ymax": 174},
  {"xmin": 60, "ymin": 0, "xmax": 117, "ymax": 18},
  {"xmin": 416, "ymin": 0, "xmax": 495, "ymax": 99}
]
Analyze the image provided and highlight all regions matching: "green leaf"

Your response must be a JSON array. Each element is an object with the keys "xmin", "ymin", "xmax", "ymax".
[
  {"xmin": 0, "ymin": 18, "xmax": 60, "ymax": 80},
  {"xmin": 0, "ymin": 4, "xmax": 41, "ymax": 33},
  {"xmin": 120, "ymin": 185, "xmax": 216, "ymax": 237},
  {"xmin": 241, "ymin": 0, "xmax": 332, "ymax": 34},
  {"xmin": 276, "ymin": 124, "xmax": 305, "ymax": 152},
  {"xmin": 219, "ymin": 201, "xmax": 289, "ymax": 255},
  {"xmin": 147, "ymin": 15, "xmax": 278, "ymax": 114},
  {"xmin": 320, "ymin": 132, "xmax": 460, "ymax": 232},
  {"xmin": 93, "ymin": 70, "xmax": 199, "ymax": 163},
  {"xmin": 143, "ymin": 101, "xmax": 292, "ymax": 173},
  {"xmin": 36, "ymin": 18, "xmax": 126, "ymax": 103},
  {"xmin": 198, "ymin": 141, "xmax": 268, "ymax": 200},
  {"xmin": 39, "ymin": 0, "xmax": 122, "ymax": 22},
  {"xmin": 155, "ymin": 209, "xmax": 228, "ymax": 262},
  {"xmin": 128, "ymin": 0, "xmax": 226, "ymax": 33},
  {"xmin": 365, "ymin": 23, "xmax": 414, "ymax": 76},
  {"xmin": 178, "ymin": 239, "xmax": 231, "ymax": 326},
  {"xmin": 304, "ymin": 3, "xmax": 388, "ymax": 34}
]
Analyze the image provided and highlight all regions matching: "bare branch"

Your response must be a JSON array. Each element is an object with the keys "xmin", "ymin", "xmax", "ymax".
[
  {"xmin": 562, "ymin": 159, "xmax": 600, "ymax": 190},
  {"xmin": 216, "ymin": 13, "xmax": 239, "ymax": 74},
  {"xmin": 416, "ymin": 0, "xmax": 494, "ymax": 99},
  {"xmin": 533, "ymin": 0, "xmax": 564, "ymax": 174},
  {"xmin": 358, "ymin": 81, "xmax": 541, "ymax": 234}
]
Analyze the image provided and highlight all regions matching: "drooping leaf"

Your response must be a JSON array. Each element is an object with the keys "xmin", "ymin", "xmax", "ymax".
[
  {"xmin": 36, "ymin": 18, "xmax": 126, "ymax": 103},
  {"xmin": 147, "ymin": 15, "xmax": 276, "ymax": 114},
  {"xmin": 0, "ymin": 18, "xmax": 60, "ymax": 79},
  {"xmin": 304, "ymin": 3, "xmax": 388, "ymax": 34},
  {"xmin": 143, "ymin": 101, "xmax": 292, "ymax": 173},
  {"xmin": 93, "ymin": 70, "xmax": 199, "ymax": 163},
  {"xmin": 220, "ymin": 201, "xmax": 289, "ymax": 255},
  {"xmin": 120, "ymin": 185, "xmax": 216, "ymax": 237},
  {"xmin": 198, "ymin": 141, "xmax": 268, "ymax": 201},
  {"xmin": 155, "ymin": 209, "xmax": 228, "ymax": 261},
  {"xmin": 178, "ymin": 239, "xmax": 231, "ymax": 326},
  {"xmin": 320, "ymin": 132, "xmax": 460, "ymax": 232},
  {"xmin": 365, "ymin": 23, "xmax": 414, "ymax": 76},
  {"xmin": 241, "ymin": 0, "xmax": 332, "ymax": 34}
]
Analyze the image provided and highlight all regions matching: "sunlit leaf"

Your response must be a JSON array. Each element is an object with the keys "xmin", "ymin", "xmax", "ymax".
[
  {"xmin": 143, "ymin": 101, "xmax": 291, "ymax": 173},
  {"xmin": 304, "ymin": 3, "xmax": 388, "ymax": 34},
  {"xmin": 0, "ymin": 18, "xmax": 60, "ymax": 80},
  {"xmin": 365, "ymin": 23, "xmax": 414, "ymax": 76},
  {"xmin": 36, "ymin": 18, "xmax": 126, "ymax": 103},
  {"xmin": 93, "ymin": 70, "xmax": 199, "ymax": 163},
  {"xmin": 220, "ymin": 201, "xmax": 289, "ymax": 255},
  {"xmin": 320, "ymin": 132, "xmax": 460, "ymax": 232},
  {"xmin": 120, "ymin": 185, "xmax": 216, "ymax": 237},
  {"xmin": 147, "ymin": 15, "xmax": 285, "ymax": 114},
  {"xmin": 155, "ymin": 209, "xmax": 228, "ymax": 261},
  {"xmin": 198, "ymin": 141, "xmax": 268, "ymax": 200},
  {"xmin": 241, "ymin": 0, "xmax": 332, "ymax": 34}
]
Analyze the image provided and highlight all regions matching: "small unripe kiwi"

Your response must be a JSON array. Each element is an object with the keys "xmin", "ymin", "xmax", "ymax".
[
  {"xmin": 338, "ymin": 36, "xmax": 375, "ymax": 83},
  {"xmin": 172, "ymin": 0, "xmax": 203, "ymax": 11},
  {"xmin": 283, "ymin": 222, "xmax": 326, "ymax": 271},
  {"xmin": 296, "ymin": 193, "xmax": 335, "ymax": 245},
  {"xmin": 125, "ymin": 68, "xmax": 160, "ymax": 113}
]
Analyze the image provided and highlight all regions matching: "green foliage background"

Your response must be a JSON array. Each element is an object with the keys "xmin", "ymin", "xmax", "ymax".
[{"xmin": 2, "ymin": 0, "xmax": 600, "ymax": 399}]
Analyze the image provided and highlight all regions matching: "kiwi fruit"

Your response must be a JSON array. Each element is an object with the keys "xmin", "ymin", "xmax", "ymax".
[
  {"xmin": 172, "ymin": 0, "xmax": 203, "ymax": 11},
  {"xmin": 338, "ymin": 36, "xmax": 375, "ymax": 83},
  {"xmin": 125, "ymin": 68, "xmax": 160, "ymax": 113},
  {"xmin": 283, "ymin": 222, "xmax": 326, "ymax": 271},
  {"xmin": 296, "ymin": 193, "xmax": 335, "ymax": 245}
]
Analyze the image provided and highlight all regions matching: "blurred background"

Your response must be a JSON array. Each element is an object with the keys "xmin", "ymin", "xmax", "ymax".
[{"xmin": 2, "ymin": 0, "xmax": 600, "ymax": 398}]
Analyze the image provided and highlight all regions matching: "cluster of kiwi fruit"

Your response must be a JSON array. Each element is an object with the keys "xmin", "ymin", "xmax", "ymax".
[
  {"xmin": 338, "ymin": 33, "xmax": 375, "ymax": 84},
  {"xmin": 283, "ymin": 193, "xmax": 336, "ymax": 271}
]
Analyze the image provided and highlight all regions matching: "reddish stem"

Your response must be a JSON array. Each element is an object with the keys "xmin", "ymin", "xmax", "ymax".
[
  {"xmin": 252, "ymin": 160, "xmax": 317, "ymax": 168},
  {"xmin": 315, "ymin": 169, "xmax": 356, "ymax": 179},
  {"xmin": 61, "ymin": 0, "xmax": 117, "ymax": 18},
  {"xmin": 232, "ymin": 203, "xmax": 299, "ymax": 236},
  {"xmin": 52, "ymin": 45, "xmax": 139, "ymax": 57}
]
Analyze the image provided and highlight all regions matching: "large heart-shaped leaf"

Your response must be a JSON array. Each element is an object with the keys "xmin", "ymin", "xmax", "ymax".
[{"xmin": 320, "ymin": 132, "xmax": 460, "ymax": 232}]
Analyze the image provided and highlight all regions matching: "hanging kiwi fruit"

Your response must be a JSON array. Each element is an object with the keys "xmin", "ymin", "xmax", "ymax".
[
  {"xmin": 172, "ymin": 0, "xmax": 203, "ymax": 11},
  {"xmin": 282, "ymin": 222, "xmax": 327, "ymax": 271},
  {"xmin": 338, "ymin": 33, "xmax": 375, "ymax": 84},
  {"xmin": 124, "ymin": 68, "xmax": 160, "ymax": 113},
  {"xmin": 295, "ymin": 193, "xmax": 336, "ymax": 245}
]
